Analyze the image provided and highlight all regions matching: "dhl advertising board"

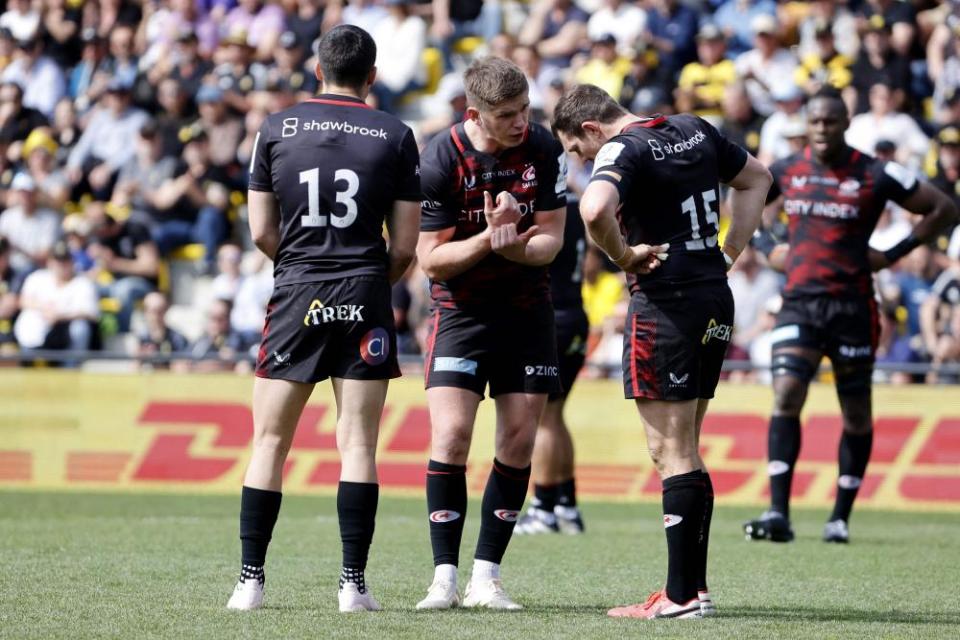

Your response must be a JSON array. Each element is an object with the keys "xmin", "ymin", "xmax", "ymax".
[{"xmin": 1, "ymin": 371, "xmax": 958, "ymax": 511}]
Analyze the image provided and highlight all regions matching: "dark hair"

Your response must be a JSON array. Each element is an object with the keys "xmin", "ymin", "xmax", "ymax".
[
  {"xmin": 316, "ymin": 25, "xmax": 377, "ymax": 91},
  {"xmin": 551, "ymin": 84, "xmax": 628, "ymax": 137},
  {"xmin": 463, "ymin": 57, "xmax": 528, "ymax": 110},
  {"xmin": 809, "ymin": 86, "xmax": 848, "ymax": 118}
]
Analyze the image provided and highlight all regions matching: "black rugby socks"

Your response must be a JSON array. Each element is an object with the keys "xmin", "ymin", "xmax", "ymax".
[
  {"xmin": 830, "ymin": 430, "xmax": 873, "ymax": 523},
  {"xmin": 662, "ymin": 470, "xmax": 706, "ymax": 605},
  {"xmin": 475, "ymin": 459, "xmax": 530, "ymax": 563},
  {"xmin": 239, "ymin": 486, "xmax": 282, "ymax": 580},
  {"xmin": 426, "ymin": 459, "xmax": 468, "ymax": 566},
  {"xmin": 338, "ymin": 481, "xmax": 379, "ymax": 585},
  {"xmin": 768, "ymin": 415, "xmax": 802, "ymax": 519}
]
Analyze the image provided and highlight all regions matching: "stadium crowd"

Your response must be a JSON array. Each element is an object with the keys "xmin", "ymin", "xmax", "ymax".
[{"xmin": 0, "ymin": 0, "xmax": 958, "ymax": 382}]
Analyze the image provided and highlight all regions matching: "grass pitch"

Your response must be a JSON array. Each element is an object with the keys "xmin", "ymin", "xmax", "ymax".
[{"xmin": 2, "ymin": 491, "xmax": 958, "ymax": 639}]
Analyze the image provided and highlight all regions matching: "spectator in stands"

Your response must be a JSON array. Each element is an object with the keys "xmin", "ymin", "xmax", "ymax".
[
  {"xmin": 930, "ymin": 22, "xmax": 960, "ymax": 122},
  {"xmin": 237, "ymin": 107, "xmax": 268, "ymax": 175},
  {"xmin": 848, "ymin": 16, "xmax": 911, "ymax": 114},
  {"xmin": 922, "ymin": 261, "xmax": 960, "ymax": 383},
  {"xmin": 713, "ymin": 0, "xmax": 776, "ymax": 58},
  {"xmin": 859, "ymin": 0, "xmax": 916, "ymax": 59},
  {"xmin": 645, "ymin": 0, "xmax": 698, "ymax": 81},
  {"xmin": 512, "ymin": 44, "xmax": 557, "ymax": 118},
  {"xmin": 134, "ymin": 290, "xmax": 189, "ymax": 366},
  {"xmin": 188, "ymin": 297, "xmax": 245, "ymax": 371},
  {"xmin": 1, "ymin": 32, "xmax": 65, "ymax": 118},
  {"xmin": 371, "ymin": 0, "xmax": 426, "ymax": 115},
  {"xmin": 0, "ymin": 172, "xmax": 60, "ymax": 279},
  {"xmin": 22, "ymin": 128, "xmax": 69, "ymax": 212},
  {"xmin": 86, "ymin": 204, "xmax": 159, "ymax": 332},
  {"xmin": 66, "ymin": 76, "xmax": 148, "ymax": 200},
  {"xmin": 675, "ymin": 24, "xmax": 736, "ymax": 126},
  {"xmin": 149, "ymin": 129, "xmax": 230, "ymax": 275},
  {"xmin": 727, "ymin": 244, "xmax": 781, "ymax": 360},
  {"xmin": 139, "ymin": 0, "xmax": 218, "ymax": 73},
  {"xmin": 418, "ymin": 73, "xmax": 467, "ymax": 140},
  {"xmin": 735, "ymin": 14, "xmax": 797, "ymax": 117},
  {"xmin": 0, "ymin": 237, "xmax": 21, "ymax": 349},
  {"xmin": 757, "ymin": 81, "xmax": 805, "ymax": 166},
  {"xmin": 619, "ymin": 44, "xmax": 671, "ymax": 116},
  {"xmin": 794, "ymin": 20, "xmax": 854, "ymax": 98},
  {"xmin": 100, "ymin": 24, "xmax": 137, "ymax": 92},
  {"xmin": 0, "ymin": 0, "xmax": 40, "ymax": 43},
  {"xmin": 13, "ymin": 240, "xmax": 98, "ymax": 363},
  {"xmin": 153, "ymin": 78, "xmax": 193, "ymax": 158},
  {"xmin": 50, "ymin": 97, "xmax": 79, "ymax": 162},
  {"xmin": 211, "ymin": 243, "xmax": 243, "ymax": 301},
  {"xmin": 797, "ymin": 0, "xmax": 859, "ymax": 60},
  {"xmin": 196, "ymin": 85, "xmax": 244, "ymax": 170},
  {"xmin": 518, "ymin": 0, "xmax": 588, "ymax": 71},
  {"xmin": 264, "ymin": 31, "xmax": 317, "ymax": 103},
  {"xmin": 112, "ymin": 120, "xmax": 177, "ymax": 225},
  {"xmin": 284, "ymin": 0, "xmax": 326, "ymax": 54},
  {"xmin": 575, "ymin": 34, "xmax": 631, "ymax": 104},
  {"xmin": 224, "ymin": 0, "xmax": 285, "ymax": 63},
  {"xmin": 846, "ymin": 82, "xmax": 929, "ymax": 171},
  {"xmin": 932, "ymin": 124, "xmax": 960, "ymax": 210},
  {"xmin": 212, "ymin": 30, "xmax": 263, "ymax": 114},
  {"xmin": 587, "ymin": 0, "xmax": 646, "ymax": 56},
  {"xmin": 720, "ymin": 81, "xmax": 765, "ymax": 157},
  {"xmin": 230, "ymin": 251, "xmax": 272, "ymax": 351},
  {"xmin": 429, "ymin": 0, "xmax": 502, "ymax": 70},
  {"xmin": 338, "ymin": 0, "xmax": 389, "ymax": 38},
  {"xmin": 162, "ymin": 30, "xmax": 214, "ymax": 102},
  {"xmin": 0, "ymin": 81, "xmax": 47, "ymax": 151},
  {"xmin": 68, "ymin": 28, "xmax": 107, "ymax": 112}
]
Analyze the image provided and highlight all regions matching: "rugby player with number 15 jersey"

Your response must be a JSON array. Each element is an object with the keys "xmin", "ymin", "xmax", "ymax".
[
  {"xmin": 744, "ymin": 88, "xmax": 958, "ymax": 545},
  {"xmin": 226, "ymin": 25, "xmax": 421, "ymax": 613},
  {"xmin": 553, "ymin": 84, "xmax": 772, "ymax": 619},
  {"xmin": 415, "ymin": 57, "xmax": 567, "ymax": 611}
]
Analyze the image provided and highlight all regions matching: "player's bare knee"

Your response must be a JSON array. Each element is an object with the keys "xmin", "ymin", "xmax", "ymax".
[{"xmin": 252, "ymin": 432, "xmax": 292, "ymax": 461}]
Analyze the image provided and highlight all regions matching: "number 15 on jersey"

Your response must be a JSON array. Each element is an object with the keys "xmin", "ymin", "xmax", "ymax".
[{"xmin": 681, "ymin": 188, "xmax": 719, "ymax": 251}]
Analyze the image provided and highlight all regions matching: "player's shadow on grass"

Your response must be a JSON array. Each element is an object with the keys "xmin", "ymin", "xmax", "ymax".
[{"xmin": 726, "ymin": 606, "xmax": 960, "ymax": 626}]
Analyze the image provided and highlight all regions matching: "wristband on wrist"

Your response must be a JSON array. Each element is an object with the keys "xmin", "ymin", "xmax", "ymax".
[
  {"xmin": 750, "ymin": 228, "xmax": 779, "ymax": 258},
  {"xmin": 882, "ymin": 233, "xmax": 921, "ymax": 265}
]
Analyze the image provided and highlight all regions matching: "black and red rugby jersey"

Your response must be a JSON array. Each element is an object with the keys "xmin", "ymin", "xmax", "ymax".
[
  {"xmin": 249, "ymin": 94, "xmax": 421, "ymax": 287},
  {"xmin": 767, "ymin": 145, "xmax": 919, "ymax": 299},
  {"xmin": 420, "ymin": 121, "xmax": 567, "ymax": 309},
  {"xmin": 588, "ymin": 113, "xmax": 748, "ymax": 296}
]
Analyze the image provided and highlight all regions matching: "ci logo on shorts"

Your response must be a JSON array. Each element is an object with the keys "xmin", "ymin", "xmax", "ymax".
[{"xmin": 360, "ymin": 327, "xmax": 390, "ymax": 365}]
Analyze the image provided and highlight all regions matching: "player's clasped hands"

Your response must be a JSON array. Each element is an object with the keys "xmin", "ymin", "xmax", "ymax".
[
  {"xmin": 484, "ymin": 190, "xmax": 539, "ymax": 262},
  {"xmin": 616, "ymin": 243, "xmax": 670, "ymax": 275}
]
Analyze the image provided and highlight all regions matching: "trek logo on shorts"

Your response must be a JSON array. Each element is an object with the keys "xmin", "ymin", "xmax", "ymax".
[
  {"xmin": 524, "ymin": 365, "xmax": 559, "ymax": 377},
  {"xmin": 360, "ymin": 327, "xmax": 390, "ymax": 365},
  {"xmin": 433, "ymin": 357, "xmax": 478, "ymax": 375},
  {"xmin": 303, "ymin": 299, "xmax": 365, "ymax": 326},
  {"xmin": 702, "ymin": 318, "xmax": 732, "ymax": 345}
]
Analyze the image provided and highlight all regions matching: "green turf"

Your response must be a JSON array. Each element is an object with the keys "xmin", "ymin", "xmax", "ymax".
[{"xmin": 2, "ymin": 492, "xmax": 958, "ymax": 639}]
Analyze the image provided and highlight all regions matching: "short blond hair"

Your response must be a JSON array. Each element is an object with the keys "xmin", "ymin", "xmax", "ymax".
[{"xmin": 463, "ymin": 57, "xmax": 529, "ymax": 110}]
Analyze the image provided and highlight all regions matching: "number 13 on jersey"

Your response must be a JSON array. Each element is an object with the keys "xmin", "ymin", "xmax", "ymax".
[
  {"xmin": 299, "ymin": 168, "xmax": 359, "ymax": 228},
  {"xmin": 681, "ymin": 188, "xmax": 719, "ymax": 251}
]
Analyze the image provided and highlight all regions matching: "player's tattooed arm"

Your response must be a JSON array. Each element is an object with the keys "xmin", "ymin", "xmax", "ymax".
[
  {"xmin": 386, "ymin": 200, "xmax": 421, "ymax": 285},
  {"xmin": 579, "ymin": 180, "xmax": 667, "ymax": 275},
  {"xmin": 248, "ymin": 190, "xmax": 281, "ymax": 260}
]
